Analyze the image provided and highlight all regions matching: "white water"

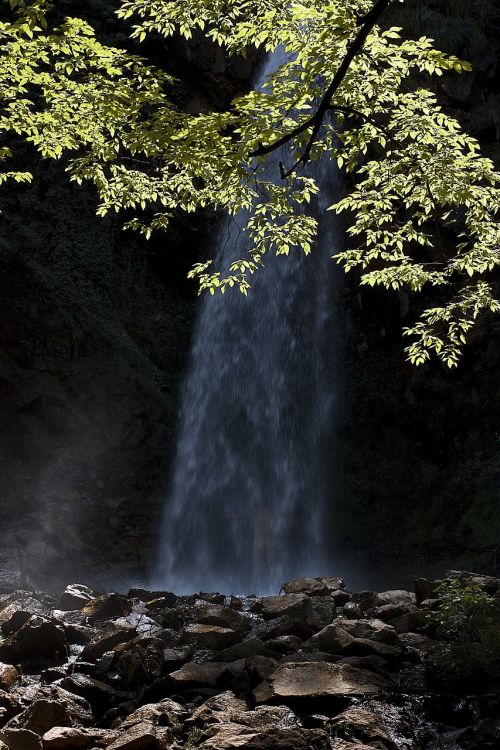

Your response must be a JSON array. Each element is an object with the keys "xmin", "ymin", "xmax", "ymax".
[{"xmin": 154, "ymin": 49, "xmax": 346, "ymax": 595}]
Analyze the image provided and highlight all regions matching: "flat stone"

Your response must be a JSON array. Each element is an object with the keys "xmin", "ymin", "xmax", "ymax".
[{"xmin": 253, "ymin": 661, "xmax": 395, "ymax": 703}]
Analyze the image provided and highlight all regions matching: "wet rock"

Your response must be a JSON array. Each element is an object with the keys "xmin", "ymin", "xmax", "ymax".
[
  {"xmin": 58, "ymin": 585, "xmax": 95, "ymax": 612},
  {"xmin": 331, "ymin": 618, "xmax": 402, "ymax": 649},
  {"xmin": 0, "ymin": 616, "xmax": 67, "ymax": 666},
  {"xmin": 0, "ymin": 663, "xmax": 18, "ymax": 690},
  {"xmin": 353, "ymin": 590, "xmax": 415, "ymax": 613},
  {"xmin": 343, "ymin": 602, "xmax": 362, "ymax": 619},
  {"xmin": 182, "ymin": 623, "xmax": 241, "ymax": 651},
  {"xmin": 42, "ymin": 727, "xmax": 91, "ymax": 749},
  {"xmin": 0, "ymin": 728, "xmax": 42, "ymax": 750},
  {"xmin": 308, "ymin": 598, "xmax": 337, "ymax": 632},
  {"xmin": 253, "ymin": 661, "xmax": 395, "ymax": 703},
  {"xmin": 282, "ymin": 576, "xmax": 346, "ymax": 597}
]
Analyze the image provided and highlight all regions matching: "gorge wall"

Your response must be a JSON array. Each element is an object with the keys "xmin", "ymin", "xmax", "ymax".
[{"xmin": 0, "ymin": 0, "xmax": 498, "ymax": 592}]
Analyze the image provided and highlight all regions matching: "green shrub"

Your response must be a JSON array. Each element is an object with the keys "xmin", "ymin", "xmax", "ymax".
[{"xmin": 426, "ymin": 578, "xmax": 500, "ymax": 688}]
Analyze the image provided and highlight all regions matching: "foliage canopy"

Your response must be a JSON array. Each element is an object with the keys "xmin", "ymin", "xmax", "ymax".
[{"xmin": 1, "ymin": 0, "xmax": 499, "ymax": 367}]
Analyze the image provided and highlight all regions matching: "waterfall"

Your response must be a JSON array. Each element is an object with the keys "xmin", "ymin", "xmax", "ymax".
[{"xmin": 153, "ymin": 48, "xmax": 346, "ymax": 595}]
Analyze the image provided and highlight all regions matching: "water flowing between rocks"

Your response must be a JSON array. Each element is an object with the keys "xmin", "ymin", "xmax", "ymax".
[{"xmin": 154, "ymin": 49, "xmax": 348, "ymax": 595}]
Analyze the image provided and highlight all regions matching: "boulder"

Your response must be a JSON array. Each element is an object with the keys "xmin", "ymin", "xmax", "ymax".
[
  {"xmin": 161, "ymin": 646, "xmax": 191, "ymax": 672},
  {"xmin": 260, "ymin": 594, "xmax": 311, "ymax": 627},
  {"xmin": 0, "ymin": 728, "xmax": 42, "ymax": 750},
  {"xmin": 106, "ymin": 722, "xmax": 158, "ymax": 750},
  {"xmin": 0, "ymin": 598, "xmax": 46, "ymax": 635},
  {"xmin": 127, "ymin": 589, "xmax": 177, "ymax": 607},
  {"xmin": 0, "ymin": 663, "xmax": 18, "ymax": 690},
  {"xmin": 252, "ymin": 616, "xmax": 297, "ymax": 641},
  {"xmin": 387, "ymin": 610, "xmax": 429, "ymax": 634},
  {"xmin": 305, "ymin": 623, "xmax": 353, "ymax": 653},
  {"xmin": 4, "ymin": 698, "xmax": 71, "ymax": 735},
  {"xmin": 169, "ymin": 660, "xmax": 246, "ymax": 689},
  {"xmin": 199, "ymin": 726, "xmax": 332, "ymax": 749},
  {"xmin": 83, "ymin": 594, "xmax": 132, "ymax": 623},
  {"xmin": 308, "ymin": 598, "xmax": 337, "ymax": 632},
  {"xmin": 265, "ymin": 636, "xmax": 301, "ymax": 654},
  {"xmin": 329, "ymin": 706, "xmax": 395, "ymax": 749},
  {"xmin": 42, "ymin": 727, "xmax": 91, "ymax": 749},
  {"xmin": 414, "ymin": 579, "xmax": 442, "ymax": 604},
  {"xmin": 282, "ymin": 577, "xmax": 345, "ymax": 597},
  {"xmin": 253, "ymin": 661, "xmax": 395, "ymax": 703},
  {"xmin": 330, "ymin": 618, "xmax": 402, "ymax": 649},
  {"xmin": 58, "ymin": 585, "xmax": 95, "ymax": 612},
  {"xmin": 118, "ymin": 698, "xmax": 185, "ymax": 730},
  {"xmin": 81, "ymin": 620, "xmax": 136, "ymax": 661},
  {"xmin": 0, "ymin": 616, "xmax": 67, "ymax": 666},
  {"xmin": 445, "ymin": 570, "xmax": 500, "ymax": 595},
  {"xmin": 58, "ymin": 674, "xmax": 122, "ymax": 715},
  {"xmin": 216, "ymin": 638, "xmax": 274, "ymax": 662},
  {"xmin": 182, "ymin": 624, "xmax": 242, "ymax": 651},
  {"xmin": 192, "ymin": 604, "xmax": 252, "ymax": 635}
]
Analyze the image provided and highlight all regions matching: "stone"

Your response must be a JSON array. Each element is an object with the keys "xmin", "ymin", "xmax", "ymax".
[
  {"xmin": 308, "ymin": 598, "xmax": 337, "ymax": 631},
  {"xmin": 265, "ymin": 636, "xmax": 301, "ymax": 654},
  {"xmin": 282, "ymin": 577, "xmax": 339, "ymax": 597},
  {"xmin": 414, "ymin": 579, "xmax": 441, "ymax": 604},
  {"xmin": 0, "ymin": 616, "xmax": 67, "ymax": 666},
  {"xmin": 42, "ymin": 727, "xmax": 90, "ymax": 749},
  {"xmin": 193, "ymin": 604, "xmax": 252, "ymax": 635},
  {"xmin": 169, "ymin": 660, "xmax": 246, "ymax": 688},
  {"xmin": 244, "ymin": 656, "xmax": 279, "ymax": 681},
  {"xmin": 330, "ymin": 618, "xmax": 403, "ymax": 649},
  {"xmin": 445, "ymin": 570, "xmax": 500, "ymax": 595},
  {"xmin": 59, "ymin": 674, "xmax": 121, "ymax": 715},
  {"xmin": 261, "ymin": 594, "xmax": 311, "ymax": 627},
  {"xmin": 387, "ymin": 610, "xmax": 429, "ymax": 634},
  {"xmin": 329, "ymin": 707, "xmax": 395, "ymax": 749},
  {"xmin": 81, "ymin": 621, "xmax": 136, "ymax": 661},
  {"xmin": 305, "ymin": 623, "xmax": 353, "ymax": 653},
  {"xmin": 0, "ymin": 729, "xmax": 42, "ymax": 750},
  {"xmin": 4, "ymin": 699, "xmax": 71, "ymax": 735},
  {"xmin": 83, "ymin": 594, "xmax": 132, "ymax": 623},
  {"xmin": 128, "ymin": 589, "xmax": 177, "ymax": 607},
  {"xmin": 106, "ymin": 722, "xmax": 157, "ymax": 750},
  {"xmin": 1, "ymin": 599, "xmax": 46, "ymax": 635},
  {"xmin": 118, "ymin": 698, "xmax": 185, "ymax": 730},
  {"xmin": 58, "ymin": 585, "xmax": 95, "ymax": 612},
  {"xmin": 353, "ymin": 590, "xmax": 415, "ymax": 612},
  {"xmin": 189, "ymin": 691, "xmax": 247, "ymax": 725},
  {"xmin": 162, "ymin": 646, "xmax": 191, "ymax": 672},
  {"xmin": 182, "ymin": 623, "xmax": 242, "ymax": 650},
  {"xmin": 216, "ymin": 637, "xmax": 274, "ymax": 662},
  {"xmin": 0, "ymin": 663, "xmax": 18, "ymax": 690},
  {"xmin": 252, "ymin": 616, "xmax": 297, "ymax": 641},
  {"xmin": 253, "ymin": 661, "xmax": 395, "ymax": 702},
  {"xmin": 199, "ymin": 726, "xmax": 331, "ymax": 750}
]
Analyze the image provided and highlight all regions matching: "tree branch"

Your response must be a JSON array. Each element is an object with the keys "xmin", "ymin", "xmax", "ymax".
[{"xmin": 250, "ymin": 0, "xmax": 393, "ymax": 175}]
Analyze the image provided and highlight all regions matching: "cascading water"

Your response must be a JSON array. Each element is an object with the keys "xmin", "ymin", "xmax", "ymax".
[{"xmin": 154, "ymin": 48, "xmax": 347, "ymax": 595}]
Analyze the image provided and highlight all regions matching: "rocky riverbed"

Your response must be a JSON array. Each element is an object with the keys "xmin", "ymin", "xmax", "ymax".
[{"xmin": 0, "ymin": 571, "xmax": 499, "ymax": 750}]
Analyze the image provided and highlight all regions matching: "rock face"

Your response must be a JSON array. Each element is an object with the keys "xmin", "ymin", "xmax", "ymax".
[{"xmin": 0, "ymin": 572, "xmax": 498, "ymax": 750}]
